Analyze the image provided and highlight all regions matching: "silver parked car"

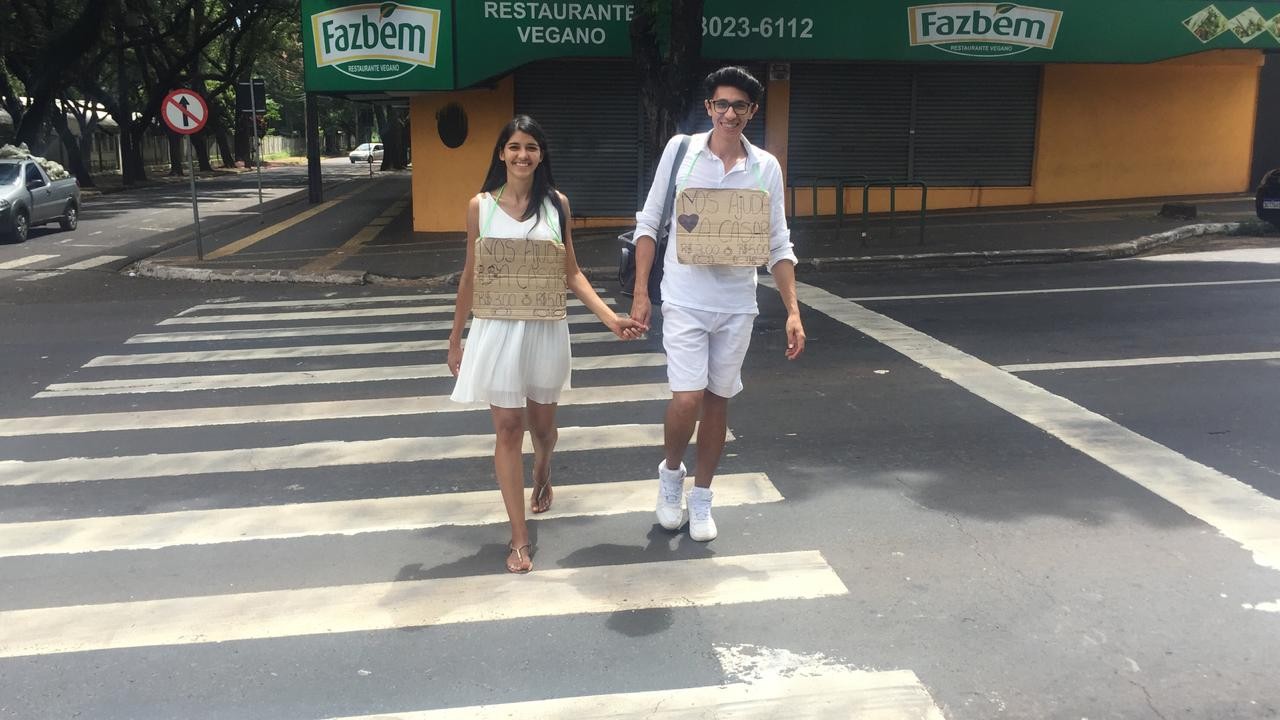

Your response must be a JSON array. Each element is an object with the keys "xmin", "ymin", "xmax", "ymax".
[
  {"xmin": 0, "ymin": 159, "xmax": 81, "ymax": 243},
  {"xmin": 348, "ymin": 143, "xmax": 384, "ymax": 163}
]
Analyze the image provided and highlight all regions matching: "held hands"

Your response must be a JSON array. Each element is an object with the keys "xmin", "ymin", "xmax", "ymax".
[
  {"xmin": 785, "ymin": 314, "xmax": 806, "ymax": 360},
  {"xmin": 629, "ymin": 295, "xmax": 652, "ymax": 331},
  {"xmin": 608, "ymin": 315, "xmax": 647, "ymax": 341},
  {"xmin": 447, "ymin": 340, "xmax": 463, "ymax": 377}
]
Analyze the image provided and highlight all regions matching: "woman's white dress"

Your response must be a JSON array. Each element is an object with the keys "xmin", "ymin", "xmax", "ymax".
[{"xmin": 450, "ymin": 193, "xmax": 571, "ymax": 408}]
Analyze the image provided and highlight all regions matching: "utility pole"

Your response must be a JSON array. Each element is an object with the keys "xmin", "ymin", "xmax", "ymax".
[{"xmin": 306, "ymin": 92, "xmax": 322, "ymax": 204}]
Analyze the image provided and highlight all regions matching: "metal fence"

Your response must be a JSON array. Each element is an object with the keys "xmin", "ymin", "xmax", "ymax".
[{"xmin": 38, "ymin": 132, "xmax": 306, "ymax": 174}]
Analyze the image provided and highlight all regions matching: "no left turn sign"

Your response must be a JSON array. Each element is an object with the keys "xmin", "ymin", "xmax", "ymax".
[{"xmin": 162, "ymin": 89, "xmax": 208, "ymax": 135}]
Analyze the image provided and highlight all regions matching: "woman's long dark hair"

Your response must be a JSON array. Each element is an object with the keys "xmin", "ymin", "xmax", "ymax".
[{"xmin": 481, "ymin": 115, "xmax": 563, "ymax": 229}]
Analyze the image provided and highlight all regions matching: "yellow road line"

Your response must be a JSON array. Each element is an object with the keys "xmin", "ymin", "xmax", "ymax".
[
  {"xmin": 302, "ymin": 192, "xmax": 411, "ymax": 272},
  {"xmin": 204, "ymin": 183, "xmax": 376, "ymax": 260}
]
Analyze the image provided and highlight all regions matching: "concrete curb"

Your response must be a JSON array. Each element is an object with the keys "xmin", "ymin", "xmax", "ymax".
[
  {"xmin": 805, "ymin": 221, "xmax": 1243, "ymax": 272},
  {"xmin": 127, "ymin": 221, "xmax": 1256, "ymax": 286},
  {"xmin": 130, "ymin": 259, "xmax": 367, "ymax": 285}
]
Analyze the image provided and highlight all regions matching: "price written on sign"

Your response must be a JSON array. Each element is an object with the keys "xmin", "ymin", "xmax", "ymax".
[
  {"xmin": 675, "ymin": 188, "xmax": 771, "ymax": 267},
  {"xmin": 472, "ymin": 237, "xmax": 567, "ymax": 320}
]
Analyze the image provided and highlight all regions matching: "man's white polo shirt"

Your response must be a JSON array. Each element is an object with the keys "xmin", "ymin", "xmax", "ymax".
[{"xmin": 634, "ymin": 131, "xmax": 797, "ymax": 315}]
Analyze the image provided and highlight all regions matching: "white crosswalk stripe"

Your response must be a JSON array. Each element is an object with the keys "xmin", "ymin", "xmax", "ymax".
[
  {"xmin": 0, "ymin": 254, "xmax": 59, "ymax": 270},
  {"xmin": 0, "ymin": 474, "xmax": 780, "ymax": 557},
  {"xmin": 125, "ymin": 313, "xmax": 604, "ymax": 343},
  {"xmin": 0, "ymin": 382, "xmax": 671, "ymax": 436},
  {"xmin": 322, "ymin": 666, "xmax": 945, "ymax": 720},
  {"xmin": 177, "ymin": 293, "xmax": 458, "ymax": 314},
  {"xmin": 156, "ymin": 301, "xmax": 606, "ymax": 325},
  {"xmin": 36, "ymin": 352, "xmax": 665, "ymax": 397},
  {"xmin": 0, "ymin": 291, "xmax": 940, "ymax": 717},
  {"xmin": 86, "ymin": 331, "xmax": 626, "ymax": 366},
  {"xmin": 0, "ymin": 422, "xmax": 732, "ymax": 486},
  {"xmin": 175, "ymin": 292, "xmax": 602, "ymax": 314},
  {"xmin": 57, "ymin": 254, "xmax": 128, "ymax": 270},
  {"xmin": 0, "ymin": 551, "xmax": 846, "ymax": 658},
  {"xmin": 5, "ymin": 255, "xmax": 127, "ymax": 281},
  {"xmin": 14, "ymin": 270, "xmax": 64, "ymax": 282}
]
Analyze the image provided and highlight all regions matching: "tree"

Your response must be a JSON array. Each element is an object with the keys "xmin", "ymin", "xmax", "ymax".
[
  {"xmin": 0, "ymin": 0, "xmax": 108, "ymax": 152},
  {"xmin": 77, "ymin": 0, "xmax": 293, "ymax": 185},
  {"xmin": 201, "ymin": 3, "xmax": 297, "ymax": 168},
  {"xmin": 1, "ymin": 0, "xmax": 112, "ymax": 185},
  {"xmin": 631, "ymin": 0, "xmax": 705, "ymax": 162},
  {"xmin": 374, "ymin": 104, "xmax": 410, "ymax": 171}
]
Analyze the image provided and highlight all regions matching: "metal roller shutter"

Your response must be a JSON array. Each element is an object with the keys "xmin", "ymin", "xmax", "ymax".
[
  {"xmin": 913, "ymin": 65, "xmax": 1040, "ymax": 186},
  {"xmin": 788, "ymin": 62, "xmax": 1040, "ymax": 186},
  {"xmin": 788, "ymin": 63, "xmax": 913, "ymax": 181},
  {"xmin": 515, "ymin": 60, "xmax": 642, "ymax": 216}
]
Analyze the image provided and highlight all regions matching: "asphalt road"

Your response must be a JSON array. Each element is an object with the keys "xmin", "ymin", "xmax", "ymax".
[
  {"xmin": 0, "ymin": 246, "xmax": 1278, "ymax": 718},
  {"xmin": 0, "ymin": 159, "xmax": 372, "ymax": 279}
]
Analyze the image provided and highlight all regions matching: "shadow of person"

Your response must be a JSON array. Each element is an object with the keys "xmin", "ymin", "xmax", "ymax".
[
  {"xmin": 397, "ymin": 524, "xmax": 542, "ymax": 583},
  {"xmin": 556, "ymin": 524, "xmax": 724, "ymax": 638}
]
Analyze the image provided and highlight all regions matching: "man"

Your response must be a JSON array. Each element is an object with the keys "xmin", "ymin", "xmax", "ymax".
[{"xmin": 630, "ymin": 66, "xmax": 806, "ymax": 541}]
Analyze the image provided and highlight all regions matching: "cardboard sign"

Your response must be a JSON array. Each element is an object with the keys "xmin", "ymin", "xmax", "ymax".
[
  {"xmin": 472, "ymin": 237, "xmax": 567, "ymax": 320},
  {"xmin": 675, "ymin": 188, "xmax": 771, "ymax": 267}
]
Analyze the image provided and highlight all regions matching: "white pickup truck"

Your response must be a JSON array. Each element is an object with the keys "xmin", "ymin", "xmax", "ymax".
[{"xmin": 0, "ymin": 158, "xmax": 81, "ymax": 243}]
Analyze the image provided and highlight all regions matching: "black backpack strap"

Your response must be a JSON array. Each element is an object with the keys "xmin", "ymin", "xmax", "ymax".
[{"xmin": 657, "ymin": 135, "xmax": 692, "ymax": 250}]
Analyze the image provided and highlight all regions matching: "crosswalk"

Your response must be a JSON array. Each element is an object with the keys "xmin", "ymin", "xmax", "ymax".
[
  {"xmin": 0, "ymin": 253, "xmax": 127, "ymax": 281},
  {"xmin": 0, "ymin": 289, "xmax": 946, "ymax": 717}
]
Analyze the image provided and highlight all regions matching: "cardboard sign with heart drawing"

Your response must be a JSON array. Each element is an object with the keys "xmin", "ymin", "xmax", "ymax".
[
  {"xmin": 675, "ymin": 188, "xmax": 771, "ymax": 267},
  {"xmin": 472, "ymin": 237, "xmax": 567, "ymax": 320}
]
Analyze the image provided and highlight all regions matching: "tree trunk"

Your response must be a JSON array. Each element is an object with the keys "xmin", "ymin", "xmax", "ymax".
[
  {"xmin": 376, "ymin": 105, "xmax": 411, "ymax": 170},
  {"xmin": 215, "ymin": 128, "xmax": 236, "ymax": 168},
  {"xmin": 374, "ymin": 105, "xmax": 390, "ymax": 170},
  {"xmin": 79, "ymin": 131, "xmax": 98, "ymax": 185},
  {"xmin": 194, "ymin": 131, "xmax": 213, "ymax": 172},
  {"xmin": 168, "ymin": 133, "xmax": 185, "ymax": 176},
  {"xmin": 400, "ymin": 113, "xmax": 411, "ymax": 167},
  {"xmin": 120, "ymin": 128, "xmax": 148, "ymax": 185},
  {"xmin": 48, "ymin": 109, "xmax": 94, "ymax": 187},
  {"xmin": 631, "ymin": 0, "xmax": 705, "ymax": 165},
  {"xmin": 14, "ymin": 94, "xmax": 54, "ymax": 151},
  {"xmin": 234, "ymin": 112, "xmax": 253, "ymax": 166}
]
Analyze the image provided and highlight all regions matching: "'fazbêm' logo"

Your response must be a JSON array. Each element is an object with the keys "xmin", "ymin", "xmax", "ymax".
[
  {"xmin": 909, "ymin": 3, "xmax": 1063, "ymax": 58},
  {"xmin": 313, "ymin": 3, "xmax": 440, "ymax": 81}
]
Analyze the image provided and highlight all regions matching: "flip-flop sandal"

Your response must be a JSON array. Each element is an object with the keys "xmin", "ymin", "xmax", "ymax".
[
  {"xmin": 531, "ymin": 477, "xmax": 553, "ymax": 514},
  {"xmin": 506, "ymin": 542, "xmax": 533, "ymax": 574}
]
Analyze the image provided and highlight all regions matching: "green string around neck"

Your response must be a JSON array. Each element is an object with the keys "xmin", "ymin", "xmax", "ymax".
[
  {"xmin": 479, "ymin": 184, "xmax": 562, "ymax": 244},
  {"xmin": 677, "ymin": 134, "xmax": 768, "ymax": 194}
]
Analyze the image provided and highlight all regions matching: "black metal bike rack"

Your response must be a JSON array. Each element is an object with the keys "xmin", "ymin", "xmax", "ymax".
[
  {"xmin": 787, "ymin": 176, "xmax": 870, "ymax": 224},
  {"xmin": 861, "ymin": 179, "xmax": 928, "ymax": 246}
]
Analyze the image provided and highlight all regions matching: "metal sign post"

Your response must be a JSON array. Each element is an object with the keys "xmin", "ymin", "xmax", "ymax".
[
  {"xmin": 188, "ymin": 137, "xmax": 203, "ymax": 260},
  {"xmin": 161, "ymin": 89, "xmax": 210, "ymax": 261},
  {"xmin": 245, "ymin": 78, "xmax": 265, "ymax": 215}
]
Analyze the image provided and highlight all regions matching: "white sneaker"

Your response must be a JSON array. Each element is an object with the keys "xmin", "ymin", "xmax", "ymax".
[
  {"xmin": 687, "ymin": 486, "xmax": 717, "ymax": 541},
  {"xmin": 656, "ymin": 460, "xmax": 686, "ymax": 530}
]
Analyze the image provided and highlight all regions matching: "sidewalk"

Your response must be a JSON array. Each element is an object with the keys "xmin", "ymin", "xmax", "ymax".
[{"xmin": 129, "ymin": 177, "xmax": 1276, "ymax": 285}]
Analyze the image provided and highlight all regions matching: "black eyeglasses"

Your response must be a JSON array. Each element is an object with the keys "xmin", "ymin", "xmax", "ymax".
[{"xmin": 708, "ymin": 99, "xmax": 754, "ymax": 116}]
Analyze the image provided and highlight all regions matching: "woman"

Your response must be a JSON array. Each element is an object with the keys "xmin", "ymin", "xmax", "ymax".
[{"xmin": 448, "ymin": 115, "xmax": 645, "ymax": 574}]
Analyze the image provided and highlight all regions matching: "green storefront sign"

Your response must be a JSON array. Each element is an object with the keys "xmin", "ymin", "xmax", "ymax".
[
  {"xmin": 697, "ymin": 1, "xmax": 1280, "ymax": 62},
  {"xmin": 303, "ymin": 1, "xmax": 1280, "ymax": 93},
  {"xmin": 302, "ymin": 0, "xmax": 454, "ymax": 92}
]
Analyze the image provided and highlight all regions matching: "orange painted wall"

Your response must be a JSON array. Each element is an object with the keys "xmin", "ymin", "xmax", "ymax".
[
  {"xmin": 764, "ymin": 73, "xmax": 790, "ymax": 180},
  {"xmin": 411, "ymin": 77, "xmax": 514, "ymax": 232},
  {"xmin": 1034, "ymin": 50, "xmax": 1262, "ymax": 204},
  {"xmin": 412, "ymin": 51, "xmax": 1263, "ymax": 229}
]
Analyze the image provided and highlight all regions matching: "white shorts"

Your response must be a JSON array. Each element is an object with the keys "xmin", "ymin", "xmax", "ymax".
[{"xmin": 661, "ymin": 303, "xmax": 756, "ymax": 398}]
